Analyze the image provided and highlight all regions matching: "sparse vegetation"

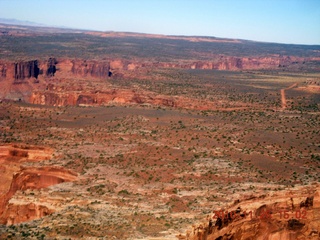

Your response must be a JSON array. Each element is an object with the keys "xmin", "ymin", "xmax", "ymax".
[{"xmin": 0, "ymin": 24, "xmax": 319, "ymax": 240}]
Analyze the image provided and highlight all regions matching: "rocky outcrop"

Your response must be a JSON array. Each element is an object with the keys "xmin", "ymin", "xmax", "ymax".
[
  {"xmin": 0, "ymin": 55, "xmax": 314, "ymax": 82},
  {"xmin": 0, "ymin": 58, "xmax": 117, "ymax": 82},
  {"xmin": 179, "ymin": 185, "xmax": 320, "ymax": 240},
  {"xmin": 174, "ymin": 55, "xmax": 306, "ymax": 71},
  {"xmin": 0, "ymin": 55, "xmax": 318, "ymax": 106},
  {"xmin": 1, "ymin": 203, "xmax": 54, "ymax": 225},
  {"xmin": 9, "ymin": 166, "xmax": 77, "ymax": 192},
  {"xmin": 0, "ymin": 58, "xmax": 58, "ymax": 81},
  {"xmin": 71, "ymin": 59, "xmax": 112, "ymax": 78},
  {"xmin": 29, "ymin": 85, "xmax": 254, "ymax": 110},
  {"xmin": 29, "ymin": 89, "xmax": 178, "ymax": 107},
  {"xmin": 0, "ymin": 166, "xmax": 77, "ymax": 224},
  {"xmin": 0, "ymin": 144, "xmax": 77, "ymax": 225},
  {"xmin": 13, "ymin": 60, "xmax": 40, "ymax": 81},
  {"xmin": 46, "ymin": 58, "xmax": 57, "ymax": 76},
  {"xmin": 0, "ymin": 144, "xmax": 54, "ymax": 195},
  {"xmin": 0, "ymin": 59, "xmax": 56, "ymax": 81},
  {"xmin": 0, "ymin": 62, "xmax": 7, "ymax": 78}
]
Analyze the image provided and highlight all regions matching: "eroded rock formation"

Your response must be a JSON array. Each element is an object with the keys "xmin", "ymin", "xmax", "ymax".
[
  {"xmin": 0, "ymin": 144, "xmax": 77, "ymax": 225},
  {"xmin": 169, "ymin": 55, "xmax": 307, "ymax": 71},
  {"xmin": 0, "ymin": 166, "xmax": 77, "ymax": 224},
  {"xmin": 178, "ymin": 185, "xmax": 320, "ymax": 240},
  {"xmin": 0, "ymin": 60, "xmax": 42, "ymax": 83},
  {"xmin": 71, "ymin": 59, "xmax": 111, "ymax": 78},
  {"xmin": 0, "ymin": 55, "xmax": 315, "ymax": 82},
  {"xmin": 0, "ymin": 144, "xmax": 53, "ymax": 194},
  {"xmin": 0, "ymin": 55, "xmax": 319, "ymax": 107},
  {"xmin": 46, "ymin": 58, "xmax": 57, "ymax": 77},
  {"xmin": 14, "ymin": 60, "xmax": 40, "ymax": 81},
  {"xmin": 1, "ymin": 203, "xmax": 54, "ymax": 225},
  {"xmin": 29, "ymin": 89, "xmax": 179, "ymax": 107}
]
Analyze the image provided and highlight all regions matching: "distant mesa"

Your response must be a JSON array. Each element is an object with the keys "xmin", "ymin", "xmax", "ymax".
[
  {"xmin": 0, "ymin": 54, "xmax": 315, "ymax": 84},
  {"xmin": 0, "ymin": 18, "xmax": 46, "ymax": 27}
]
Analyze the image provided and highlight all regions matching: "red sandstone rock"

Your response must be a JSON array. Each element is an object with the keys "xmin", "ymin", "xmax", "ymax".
[
  {"xmin": 181, "ymin": 185, "xmax": 320, "ymax": 240},
  {"xmin": 2, "ymin": 203, "xmax": 54, "ymax": 225},
  {"xmin": 0, "ymin": 166, "xmax": 77, "ymax": 224},
  {"xmin": 0, "ymin": 55, "xmax": 316, "ymax": 82}
]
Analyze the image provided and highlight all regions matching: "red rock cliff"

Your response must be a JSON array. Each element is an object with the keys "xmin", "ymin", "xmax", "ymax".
[
  {"xmin": 0, "ymin": 58, "xmax": 58, "ymax": 81},
  {"xmin": 178, "ymin": 185, "xmax": 320, "ymax": 240},
  {"xmin": 0, "ymin": 166, "xmax": 77, "ymax": 224},
  {"xmin": 0, "ymin": 55, "xmax": 314, "ymax": 82}
]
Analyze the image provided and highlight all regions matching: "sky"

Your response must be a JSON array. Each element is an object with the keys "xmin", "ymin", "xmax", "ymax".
[{"xmin": 0, "ymin": 0, "xmax": 319, "ymax": 45}]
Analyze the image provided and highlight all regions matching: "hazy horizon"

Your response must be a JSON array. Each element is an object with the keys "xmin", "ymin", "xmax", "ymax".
[{"xmin": 0, "ymin": 0, "xmax": 319, "ymax": 45}]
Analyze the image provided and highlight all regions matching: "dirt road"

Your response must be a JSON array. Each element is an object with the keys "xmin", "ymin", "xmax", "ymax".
[{"xmin": 281, "ymin": 83, "xmax": 297, "ymax": 109}]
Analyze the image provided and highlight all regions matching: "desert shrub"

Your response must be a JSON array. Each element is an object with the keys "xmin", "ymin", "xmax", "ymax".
[{"xmin": 9, "ymin": 149, "xmax": 28, "ymax": 157}]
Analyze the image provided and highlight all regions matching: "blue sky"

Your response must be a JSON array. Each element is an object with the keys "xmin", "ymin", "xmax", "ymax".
[{"xmin": 0, "ymin": 0, "xmax": 319, "ymax": 44}]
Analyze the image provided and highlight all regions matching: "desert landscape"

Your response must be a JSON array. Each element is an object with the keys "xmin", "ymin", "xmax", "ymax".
[{"xmin": 0, "ymin": 22, "xmax": 319, "ymax": 240}]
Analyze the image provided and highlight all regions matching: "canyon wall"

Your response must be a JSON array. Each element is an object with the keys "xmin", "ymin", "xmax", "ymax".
[
  {"xmin": 29, "ymin": 89, "xmax": 178, "ymax": 108},
  {"xmin": 0, "ymin": 58, "xmax": 114, "ymax": 81},
  {"xmin": 0, "ymin": 145, "xmax": 77, "ymax": 225},
  {"xmin": 179, "ymin": 186, "xmax": 320, "ymax": 240},
  {"xmin": 0, "ymin": 166, "xmax": 78, "ymax": 224},
  {"xmin": 0, "ymin": 55, "xmax": 318, "ymax": 106},
  {"xmin": 1, "ymin": 203, "xmax": 54, "ymax": 225},
  {"xmin": 176, "ymin": 55, "xmax": 306, "ymax": 70},
  {"xmin": 70, "ymin": 59, "xmax": 112, "ymax": 78},
  {"xmin": 0, "ymin": 58, "xmax": 57, "ymax": 83},
  {"xmin": 0, "ymin": 55, "xmax": 314, "ymax": 82}
]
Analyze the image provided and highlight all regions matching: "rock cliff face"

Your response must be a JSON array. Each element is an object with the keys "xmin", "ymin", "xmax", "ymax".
[
  {"xmin": 0, "ymin": 144, "xmax": 77, "ymax": 225},
  {"xmin": 13, "ymin": 60, "xmax": 40, "ymax": 80},
  {"xmin": 70, "ymin": 59, "xmax": 111, "ymax": 78},
  {"xmin": 0, "ymin": 58, "xmax": 114, "ymax": 81},
  {"xmin": 29, "ymin": 89, "xmax": 178, "ymax": 107},
  {"xmin": 0, "ymin": 58, "xmax": 58, "ymax": 81},
  {"xmin": 0, "ymin": 166, "xmax": 77, "ymax": 224},
  {"xmin": 29, "ymin": 87, "xmax": 252, "ymax": 110},
  {"xmin": 0, "ymin": 63, "xmax": 6, "ymax": 78},
  {"xmin": 178, "ymin": 185, "xmax": 320, "ymax": 240},
  {"xmin": 0, "ymin": 144, "xmax": 54, "ymax": 195},
  {"xmin": 171, "ymin": 55, "xmax": 305, "ymax": 71},
  {"xmin": 0, "ymin": 55, "xmax": 318, "ymax": 107},
  {"xmin": 8, "ymin": 166, "xmax": 77, "ymax": 193},
  {"xmin": 0, "ymin": 60, "xmax": 40, "ymax": 83},
  {"xmin": 1, "ymin": 203, "xmax": 54, "ymax": 225},
  {"xmin": 0, "ymin": 55, "xmax": 313, "ymax": 82},
  {"xmin": 46, "ymin": 58, "xmax": 57, "ymax": 77}
]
